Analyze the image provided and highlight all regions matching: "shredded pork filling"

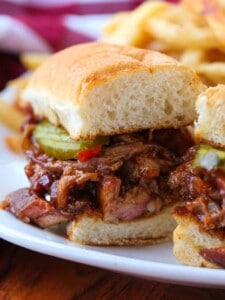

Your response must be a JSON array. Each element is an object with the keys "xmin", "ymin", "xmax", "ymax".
[
  {"xmin": 3, "ymin": 127, "xmax": 193, "ymax": 228},
  {"xmin": 169, "ymin": 147, "xmax": 225, "ymax": 231}
]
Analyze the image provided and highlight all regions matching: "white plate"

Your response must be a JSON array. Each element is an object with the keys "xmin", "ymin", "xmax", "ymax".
[{"xmin": 0, "ymin": 124, "xmax": 225, "ymax": 288}]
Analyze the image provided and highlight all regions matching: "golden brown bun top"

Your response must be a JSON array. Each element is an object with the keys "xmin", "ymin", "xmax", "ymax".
[
  {"xmin": 25, "ymin": 42, "xmax": 180, "ymax": 105},
  {"xmin": 22, "ymin": 42, "xmax": 205, "ymax": 139}
]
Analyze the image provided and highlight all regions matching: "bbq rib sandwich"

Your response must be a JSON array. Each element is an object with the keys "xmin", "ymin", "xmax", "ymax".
[
  {"xmin": 1, "ymin": 42, "xmax": 205, "ymax": 245},
  {"xmin": 172, "ymin": 84, "xmax": 225, "ymax": 268}
]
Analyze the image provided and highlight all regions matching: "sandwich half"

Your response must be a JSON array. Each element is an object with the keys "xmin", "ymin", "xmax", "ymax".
[
  {"xmin": 1, "ymin": 42, "xmax": 205, "ymax": 245},
  {"xmin": 171, "ymin": 84, "xmax": 225, "ymax": 268}
]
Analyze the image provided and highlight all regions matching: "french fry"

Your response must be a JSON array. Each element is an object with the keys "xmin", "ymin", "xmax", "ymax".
[
  {"xmin": 7, "ymin": 76, "xmax": 29, "ymax": 89},
  {"xmin": 0, "ymin": 99, "xmax": 25, "ymax": 132},
  {"xmin": 20, "ymin": 52, "xmax": 49, "ymax": 70},
  {"xmin": 148, "ymin": 4, "xmax": 218, "ymax": 50},
  {"xmin": 149, "ymin": 19, "xmax": 218, "ymax": 49},
  {"xmin": 180, "ymin": 49, "xmax": 205, "ymax": 67},
  {"xmin": 4, "ymin": 134, "xmax": 22, "ymax": 153},
  {"xmin": 102, "ymin": 12, "xmax": 129, "ymax": 36},
  {"xmin": 102, "ymin": 1, "xmax": 168, "ymax": 47},
  {"xmin": 196, "ymin": 62, "xmax": 225, "ymax": 85}
]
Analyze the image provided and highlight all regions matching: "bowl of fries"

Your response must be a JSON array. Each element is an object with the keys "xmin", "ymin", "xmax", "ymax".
[{"xmin": 103, "ymin": 0, "xmax": 225, "ymax": 86}]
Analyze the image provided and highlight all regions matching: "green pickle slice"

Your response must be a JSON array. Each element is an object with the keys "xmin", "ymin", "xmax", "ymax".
[
  {"xmin": 193, "ymin": 144, "xmax": 225, "ymax": 171},
  {"xmin": 33, "ymin": 121, "xmax": 109, "ymax": 160}
]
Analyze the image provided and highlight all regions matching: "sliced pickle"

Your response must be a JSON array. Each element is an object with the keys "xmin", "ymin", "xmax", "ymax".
[
  {"xmin": 193, "ymin": 144, "xmax": 225, "ymax": 171},
  {"xmin": 33, "ymin": 121, "xmax": 109, "ymax": 160}
]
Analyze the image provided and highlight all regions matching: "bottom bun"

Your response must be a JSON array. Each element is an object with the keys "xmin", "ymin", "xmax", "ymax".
[
  {"xmin": 67, "ymin": 203, "xmax": 178, "ymax": 246},
  {"xmin": 173, "ymin": 207, "xmax": 225, "ymax": 268}
]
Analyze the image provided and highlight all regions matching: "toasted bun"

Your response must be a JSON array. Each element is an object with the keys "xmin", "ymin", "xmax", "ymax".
[
  {"xmin": 67, "ymin": 203, "xmax": 177, "ymax": 246},
  {"xmin": 22, "ymin": 42, "xmax": 205, "ymax": 140},
  {"xmin": 173, "ymin": 207, "xmax": 225, "ymax": 268},
  {"xmin": 195, "ymin": 84, "xmax": 225, "ymax": 148}
]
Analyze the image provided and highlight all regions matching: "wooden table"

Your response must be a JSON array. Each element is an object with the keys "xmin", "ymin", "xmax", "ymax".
[{"xmin": 0, "ymin": 239, "xmax": 224, "ymax": 300}]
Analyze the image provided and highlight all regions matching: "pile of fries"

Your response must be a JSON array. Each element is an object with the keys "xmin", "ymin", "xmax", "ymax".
[{"xmin": 103, "ymin": 0, "xmax": 225, "ymax": 86}]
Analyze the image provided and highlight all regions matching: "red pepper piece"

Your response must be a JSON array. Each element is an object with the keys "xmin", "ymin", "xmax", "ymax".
[{"xmin": 77, "ymin": 144, "xmax": 102, "ymax": 162}]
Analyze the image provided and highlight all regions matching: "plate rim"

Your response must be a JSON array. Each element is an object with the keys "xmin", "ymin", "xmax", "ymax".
[{"xmin": 0, "ymin": 210, "xmax": 225, "ymax": 288}]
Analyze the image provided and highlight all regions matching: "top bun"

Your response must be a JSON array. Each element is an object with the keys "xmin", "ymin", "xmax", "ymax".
[
  {"xmin": 195, "ymin": 84, "xmax": 225, "ymax": 148},
  {"xmin": 22, "ymin": 42, "xmax": 205, "ymax": 140}
]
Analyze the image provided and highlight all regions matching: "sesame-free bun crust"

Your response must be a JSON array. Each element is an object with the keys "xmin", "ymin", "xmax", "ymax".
[
  {"xmin": 67, "ymin": 203, "xmax": 177, "ymax": 246},
  {"xmin": 195, "ymin": 84, "xmax": 225, "ymax": 148},
  {"xmin": 173, "ymin": 206, "xmax": 225, "ymax": 268},
  {"xmin": 22, "ymin": 42, "xmax": 205, "ymax": 140}
]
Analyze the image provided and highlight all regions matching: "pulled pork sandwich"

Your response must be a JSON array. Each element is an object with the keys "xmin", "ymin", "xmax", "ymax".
[
  {"xmin": 1, "ymin": 42, "xmax": 205, "ymax": 245},
  {"xmin": 171, "ymin": 84, "xmax": 225, "ymax": 268}
]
